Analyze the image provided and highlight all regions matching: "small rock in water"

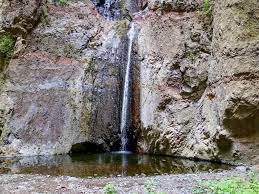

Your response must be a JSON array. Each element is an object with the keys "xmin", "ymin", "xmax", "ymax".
[{"xmin": 117, "ymin": 174, "xmax": 122, "ymax": 177}]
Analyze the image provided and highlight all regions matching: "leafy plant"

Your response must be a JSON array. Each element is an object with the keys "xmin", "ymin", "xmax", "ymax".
[
  {"xmin": 144, "ymin": 180, "xmax": 155, "ymax": 194},
  {"xmin": 103, "ymin": 183, "xmax": 117, "ymax": 194},
  {"xmin": 193, "ymin": 173, "xmax": 259, "ymax": 194},
  {"xmin": 202, "ymin": 0, "xmax": 211, "ymax": 16},
  {"xmin": 57, "ymin": 0, "xmax": 69, "ymax": 6},
  {"xmin": 0, "ymin": 34, "xmax": 15, "ymax": 58}
]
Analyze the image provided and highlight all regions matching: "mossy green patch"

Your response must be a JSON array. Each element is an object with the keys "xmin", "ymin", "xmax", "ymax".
[
  {"xmin": 40, "ymin": 5, "xmax": 50, "ymax": 26},
  {"xmin": 202, "ymin": 0, "xmax": 211, "ymax": 16},
  {"xmin": 57, "ymin": 0, "xmax": 69, "ymax": 6},
  {"xmin": 0, "ymin": 34, "xmax": 15, "ymax": 93},
  {"xmin": 0, "ymin": 34, "xmax": 15, "ymax": 59},
  {"xmin": 113, "ymin": 20, "xmax": 129, "ymax": 38}
]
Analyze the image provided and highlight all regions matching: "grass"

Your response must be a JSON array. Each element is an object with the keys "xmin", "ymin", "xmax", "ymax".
[
  {"xmin": 193, "ymin": 172, "xmax": 259, "ymax": 194},
  {"xmin": 102, "ymin": 180, "xmax": 166, "ymax": 194}
]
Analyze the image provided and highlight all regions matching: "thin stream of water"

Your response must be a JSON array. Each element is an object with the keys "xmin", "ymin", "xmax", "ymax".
[{"xmin": 120, "ymin": 23, "xmax": 137, "ymax": 151}]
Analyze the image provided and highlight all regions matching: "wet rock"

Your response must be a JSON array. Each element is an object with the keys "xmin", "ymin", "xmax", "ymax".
[{"xmin": 0, "ymin": 0, "xmax": 129, "ymax": 156}]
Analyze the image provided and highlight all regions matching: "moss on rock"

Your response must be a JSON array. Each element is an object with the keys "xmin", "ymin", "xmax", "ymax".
[
  {"xmin": 113, "ymin": 20, "xmax": 129, "ymax": 38},
  {"xmin": 0, "ymin": 34, "xmax": 15, "ymax": 60},
  {"xmin": 0, "ymin": 34, "xmax": 15, "ymax": 93}
]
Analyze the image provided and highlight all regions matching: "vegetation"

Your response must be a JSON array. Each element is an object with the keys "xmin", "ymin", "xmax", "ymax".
[
  {"xmin": 40, "ymin": 6, "xmax": 50, "ymax": 26},
  {"xmin": 186, "ymin": 50, "xmax": 197, "ymax": 63},
  {"xmin": 202, "ymin": 0, "xmax": 211, "ymax": 16},
  {"xmin": 102, "ymin": 181, "xmax": 165, "ymax": 194},
  {"xmin": 144, "ymin": 180, "xmax": 156, "ymax": 194},
  {"xmin": 0, "ymin": 73, "xmax": 6, "ymax": 92},
  {"xmin": 0, "ymin": 34, "xmax": 15, "ymax": 92},
  {"xmin": 103, "ymin": 183, "xmax": 116, "ymax": 194},
  {"xmin": 176, "ymin": 0, "xmax": 185, "ymax": 7},
  {"xmin": 113, "ymin": 20, "xmax": 129, "ymax": 38},
  {"xmin": 193, "ymin": 173, "xmax": 259, "ymax": 194},
  {"xmin": 57, "ymin": 0, "xmax": 69, "ymax": 6},
  {"xmin": 0, "ymin": 34, "xmax": 15, "ymax": 59}
]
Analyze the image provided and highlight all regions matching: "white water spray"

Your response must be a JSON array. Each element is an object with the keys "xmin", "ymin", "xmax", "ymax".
[{"xmin": 120, "ymin": 23, "xmax": 137, "ymax": 151}]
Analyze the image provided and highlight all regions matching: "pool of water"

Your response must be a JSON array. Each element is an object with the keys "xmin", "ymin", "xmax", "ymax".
[{"xmin": 0, "ymin": 153, "xmax": 232, "ymax": 177}]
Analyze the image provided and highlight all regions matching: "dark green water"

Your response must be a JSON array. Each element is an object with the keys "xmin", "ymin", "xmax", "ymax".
[{"xmin": 0, "ymin": 153, "xmax": 232, "ymax": 177}]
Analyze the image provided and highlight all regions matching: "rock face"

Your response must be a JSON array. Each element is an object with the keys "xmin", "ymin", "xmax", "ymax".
[
  {"xmin": 0, "ymin": 0, "xmax": 129, "ymax": 156},
  {"xmin": 134, "ymin": 0, "xmax": 259, "ymax": 164},
  {"xmin": 0, "ymin": 0, "xmax": 258, "ymax": 165}
]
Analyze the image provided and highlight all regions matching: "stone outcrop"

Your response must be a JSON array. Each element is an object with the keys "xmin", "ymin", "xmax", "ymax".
[
  {"xmin": 0, "ymin": 0, "xmax": 129, "ymax": 156},
  {"xmin": 134, "ymin": 0, "xmax": 259, "ymax": 164}
]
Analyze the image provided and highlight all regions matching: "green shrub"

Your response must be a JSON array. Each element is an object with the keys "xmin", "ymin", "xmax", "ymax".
[
  {"xmin": 0, "ymin": 35, "xmax": 15, "ymax": 58},
  {"xmin": 103, "ymin": 183, "xmax": 117, "ymax": 194},
  {"xmin": 194, "ymin": 173, "xmax": 259, "ymax": 194},
  {"xmin": 144, "ymin": 180, "xmax": 156, "ymax": 194},
  {"xmin": 57, "ymin": 0, "xmax": 69, "ymax": 6},
  {"xmin": 202, "ymin": 0, "xmax": 211, "ymax": 16}
]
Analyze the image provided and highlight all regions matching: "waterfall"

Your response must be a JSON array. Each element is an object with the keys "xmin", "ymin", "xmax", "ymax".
[
  {"xmin": 91, "ymin": 0, "xmax": 121, "ymax": 20},
  {"xmin": 120, "ymin": 23, "xmax": 137, "ymax": 151}
]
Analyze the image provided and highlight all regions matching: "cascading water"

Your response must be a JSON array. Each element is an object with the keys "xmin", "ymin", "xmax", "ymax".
[
  {"xmin": 120, "ymin": 23, "xmax": 137, "ymax": 151},
  {"xmin": 91, "ymin": 0, "xmax": 121, "ymax": 20}
]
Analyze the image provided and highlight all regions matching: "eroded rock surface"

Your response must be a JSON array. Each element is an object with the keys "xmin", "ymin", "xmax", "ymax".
[
  {"xmin": 134, "ymin": 0, "xmax": 259, "ymax": 164},
  {"xmin": 0, "ymin": 0, "xmax": 129, "ymax": 156}
]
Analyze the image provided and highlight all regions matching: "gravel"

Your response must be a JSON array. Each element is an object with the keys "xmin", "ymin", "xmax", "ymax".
[{"xmin": 0, "ymin": 170, "xmax": 251, "ymax": 194}]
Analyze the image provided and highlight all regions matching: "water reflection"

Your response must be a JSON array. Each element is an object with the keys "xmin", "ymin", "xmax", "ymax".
[{"xmin": 0, "ymin": 153, "xmax": 232, "ymax": 177}]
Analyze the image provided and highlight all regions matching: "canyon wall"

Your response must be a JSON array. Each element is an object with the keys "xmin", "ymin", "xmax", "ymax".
[
  {"xmin": 134, "ymin": 0, "xmax": 259, "ymax": 164},
  {"xmin": 0, "ymin": 0, "xmax": 258, "ymax": 165},
  {"xmin": 0, "ymin": 0, "xmax": 130, "ymax": 156}
]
